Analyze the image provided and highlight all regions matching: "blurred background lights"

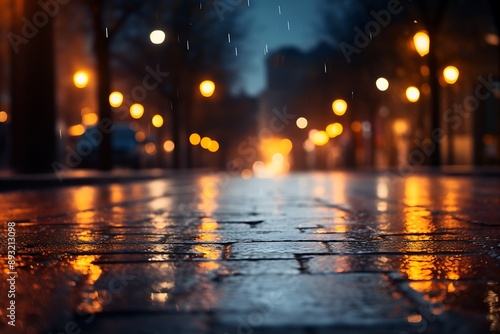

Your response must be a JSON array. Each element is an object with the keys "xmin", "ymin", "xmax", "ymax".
[
  {"xmin": 189, "ymin": 133, "xmax": 201, "ymax": 145},
  {"xmin": 443, "ymin": 66, "xmax": 459, "ymax": 84},
  {"xmin": 145, "ymin": 142, "xmax": 156, "ymax": 155},
  {"xmin": 332, "ymin": 99, "xmax": 347, "ymax": 116},
  {"xmin": 208, "ymin": 140, "xmax": 219, "ymax": 152},
  {"xmin": 130, "ymin": 103, "xmax": 144, "ymax": 119},
  {"xmin": 150, "ymin": 30, "xmax": 166, "ymax": 44},
  {"xmin": 163, "ymin": 140, "xmax": 175, "ymax": 152},
  {"xmin": 152, "ymin": 114, "xmax": 164, "ymax": 128},
  {"xmin": 406, "ymin": 86, "xmax": 420, "ymax": 102},
  {"xmin": 296, "ymin": 117, "xmax": 308, "ymax": 129},
  {"xmin": 413, "ymin": 31, "xmax": 429, "ymax": 57},
  {"xmin": 135, "ymin": 131, "xmax": 146, "ymax": 142},
  {"xmin": 199, "ymin": 80, "xmax": 215, "ymax": 97},
  {"xmin": 326, "ymin": 123, "xmax": 343, "ymax": 138},
  {"xmin": 200, "ymin": 137, "xmax": 211, "ymax": 149},
  {"xmin": 0, "ymin": 111, "xmax": 8, "ymax": 123},
  {"xmin": 68, "ymin": 124, "xmax": 85, "ymax": 136},
  {"xmin": 109, "ymin": 91, "xmax": 123, "ymax": 107},
  {"xmin": 376, "ymin": 77, "xmax": 389, "ymax": 91},
  {"xmin": 82, "ymin": 112, "xmax": 98, "ymax": 126},
  {"xmin": 73, "ymin": 71, "xmax": 89, "ymax": 88},
  {"xmin": 312, "ymin": 130, "xmax": 329, "ymax": 146}
]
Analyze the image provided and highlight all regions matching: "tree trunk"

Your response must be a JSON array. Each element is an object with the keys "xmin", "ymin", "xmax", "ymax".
[
  {"xmin": 10, "ymin": 0, "xmax": 57, "ymax": 173},
  {"xmin": 91, "ymin": 3, "xmax": 113, "ymax": 170}
]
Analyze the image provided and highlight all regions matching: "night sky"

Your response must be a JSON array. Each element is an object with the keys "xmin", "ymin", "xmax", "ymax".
[{"xmin": 239, "ymin": 0, "xmax": 326, "ymax": 95}]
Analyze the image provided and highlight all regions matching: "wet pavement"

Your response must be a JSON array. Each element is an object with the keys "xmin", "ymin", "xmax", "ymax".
[{"xmin": 0, "ymin": 171, "xmax": 499, "ymax": 334}]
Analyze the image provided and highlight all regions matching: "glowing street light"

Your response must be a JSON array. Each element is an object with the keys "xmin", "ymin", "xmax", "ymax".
[
  {"xmin": 443, "ymin": 66, "xmax": 459, "ymax": 84},
  {"xmin": 332, "ymin": 99, "xmax": 347, "ymax": 116},
  {"xmin": 406, "ymin": 86, "xmax": 420, "ymax": 102},
  {"xmin": 376, "ymin": 77, "xmax": 389, "ymax": 91},
  {"xmin": 152, "ymin": 114, "xmax": 164, "ymax": 128},
  {"xmin": 130, "ymin": 103, "xmax": 144, "ymax": 119},
  {"xmin": 199, "ymin": 80, "xmax": 215, "ymax": 97},
  {"xmin": 73, "ymin": 71, "xmax": 89, "ymax": 88},
  {"xmin": 109, "ymin": 91, "xmax": 123, "ymax": 107},
  {"xmin": 150, "ymin": 30, "xmax": 166, "ymax": 44},
  {"xmin": 413, "ymin": 31, "xmax": 429, "ymax": 57}
]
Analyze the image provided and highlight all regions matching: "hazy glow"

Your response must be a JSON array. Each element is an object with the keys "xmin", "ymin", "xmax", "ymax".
[
  {"xmin": 413, "ymin": 31, "xmax": 429, "ymax": 57},
  {"xmin": 152, "ymin": 114, "xmax": 164, "ymax": 128},
  {"xmin": 406, "ymin": 86, "xmax": 420, "ymax": 102},
  {"xmin": 68, "ymin": 124, "xmax": 85, "ymax": 136},
  {"xmin": 200, "ymin": 137, "xmax": 211, "ymax": 149},
  {"xmin": 199, "ymin": 80, "xmax": 215, "ymax": 97},
  {"xmin": 82, "ymin": 113, "xmax": 98, "ymax": 126},
  {"xmin": 190, "ymin": 133, "xmax": 201, "ymax": 145},
  {"xmin": 393, "ymin": 119, "xmax": 409, "ymax": 135},
  {"xmin": 296, "ymin": 117, "xmax": 308, "ymax": 129},
  {"xmin": 241, "ymin": 168, "xmax": 253, "ymax": 179},
  {"xmin": 130, "ymin": 104, "xmax": 144, "ymax": 119},
  {"xmin": 150, "ymin": 30, "xmax": 166, "ymax": 44},
  {"xmin": 376, "ymin": 77, "xmax": 389, "ymax": 91},
  {"xmin": 280, "ymin": 138, "xmax": 293, "ymax": 153},
  {"xmin": 145, "ymin": 142, "xmax": 156, "ymax": 155},
  {"xmin": 208, "ymin": 140, "xmax": 219, "ymax": 152},
  {"xmin": 163, "ymin": 140, "xmax": 175, "ymax": 152},
  {"xmin": 73, "ymin": 71, "xmax": 89, "ymax": 88},
  {"xmin": 326, "ymin": 123, "xmax": 343, "ymax": 138},
  {"xmin": 135, "ymin": 131, "xmax": 145, "ymax": 142},
  {"xmin": 312, "ymin": 130, "xmax": 329, "ymax": 146},
  {"xmin": 0, "ymin": 111, "xmax": 8, "ymax": 123},
  {"xmin": 109, "ymin": 91, "xmax": 123, "ymax": 107},
  {"xmin": 351, "ymin": 121, "xmax": 362, "ymax": 132},
  {"xmin": 443, "ymin": 66, "xmax": 459, "ymax": 84},
  {"xmin": 332, "ymin": 99, "xmax": 347, "ymax": 116}
]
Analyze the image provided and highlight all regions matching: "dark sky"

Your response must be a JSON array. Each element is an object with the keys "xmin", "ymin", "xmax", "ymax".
[{"xmin": 238, "ymin": 0, "xmax": 325, "ymax": 96}]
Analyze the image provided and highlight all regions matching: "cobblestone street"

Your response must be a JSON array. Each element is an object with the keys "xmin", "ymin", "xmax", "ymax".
[{"xmin": 0, "ymin": 172, "xmax": 499, "ymax": 333}]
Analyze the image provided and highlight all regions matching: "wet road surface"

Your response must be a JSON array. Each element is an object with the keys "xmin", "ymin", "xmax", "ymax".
[{"xmin": 0, "ymin": 172, "xmax": 499, "ymax": 333}]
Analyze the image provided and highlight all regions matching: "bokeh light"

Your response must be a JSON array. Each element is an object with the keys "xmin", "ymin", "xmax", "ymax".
[
  {"xmin": 332, "ymin": 99, "xmax": 347, "ymax": 116},
  {"xmin": 135, "ymin": 131, "xmax": 145, "ymax": 142},
  {"xmin": 150, "ymin": 30, "xmax": 166, "ymax": 44},
  {"xmin": 406, "ymin": 86, "xmax": 420, "ymax": 102},
  {"xmin": 130, "ymin": 103, "xmax": 144, "ymax": 119},
  {"xmin": 443, "ymin": 66, "xmax": 459, "ymax": 84},
  {"xmin": 190, "ymin": 133, "xmax": 201, "ymax": 145},
  {"xmin": 326, "ymin": 123, "xmax": 343, "ymax": 138},
  {"xmin": 376, "ymin": 77, "xmax": 389, "ymax": 91},
  {"xmin": 163, "ymin": 140, "xmax": 175, "ymax": 152},
  {"xmin": 109, "ymin": 91, "xmax": 123, "ymax": 108},
  {"xmin": 208, "ymin": 140, "xmax": 219, "ymax": 153},
  {"xmin": 73, "ymin": 71, "xmax": 89, "ymax": 88},
  {"xmin": 68, "ymin": 124, "xmax": 85, "ymax": 136},
  {"xmin": 413, "ymin": 31, "xmax": 429, "ymax": 57},
  {"xmin": 145, "ymin": 142, "xmax": 156, "ymax": 155},
  {"xmin": 296, "ymin": 117, "xmax": 308, "ymax": 129},
  {"xmin": 0, "ymin": 111, "xmax": 8, "ymax": 123},
  {"xmin": 200, "ymin": 137, "xmax": 211, "ymax": 149},
  {"xmin": 199, "ymin": 80, "xmax": 215, "ymax": 97},
  {"xmin": 82, "ymin": 113, "xmax": 98, "ymax": 126},
  {"xmin": 152, "ymin": 114, "xmax": 164, "ymax": 128},
  {"xmin": 312, "ymin": 130, "xmax": 329, "ymax": 146}
]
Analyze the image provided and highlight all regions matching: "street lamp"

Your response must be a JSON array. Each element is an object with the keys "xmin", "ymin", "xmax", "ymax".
[
  {"xmin": 73, "ymin": 71, "xmax": 89, "ymax": 88},
  {"xmin": 406, "ymin": 86, "xmax": 420, "ymax": 103},
  {"xmin": 150, "ymin": 30, "xmax": 166, "ymax": 44},
  {"xmin": 443, "ymin": 66, "xmax": 459, "ymax": 85},
  {"xmin": 200, "ymin": 80, "xmax": 215, "ymax": 97},
  {"xmin": 332, "ymin": 99, "xmax": 347, "ymax": 116},
  {"xmin": 413, "ymin": 31, "xmax": 429, "ymax": 57}
]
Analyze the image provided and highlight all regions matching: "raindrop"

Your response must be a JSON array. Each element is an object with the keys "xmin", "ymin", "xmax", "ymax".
[
  {"xmin": 324, "ymin": 63, "xmax": 327, "ymax": 73},
  {"xmin": 369, "ymin": 32, "xmax": 372, "ymax": 40},
  {"xmin": 235, "ymin": 46, "xmax": 238, "ymax": 56},
  {"xmin": 228, "ymin": 33, "xmax": 231, "ymax": 43},
  {"xmin": 187, "ymin": 40, "xmax": 190, "ymax": 50},
  {"xmin": 105, "ymin": 27, "xmax": 108, "ymax": 38},
  {"xmin": 287, "ymin": 21, "xmax": 290, "ymax": 30},
  {"xmin": 247, "ymin": 0, "xmax": 250, "ymax": 6},
  {"xmin": 265, "ymin": 44, "xmax": 268, "ymax": 53},
  {"xmin": 278, "ymin": 5, "xmax": 281, "ymax": 14}
]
